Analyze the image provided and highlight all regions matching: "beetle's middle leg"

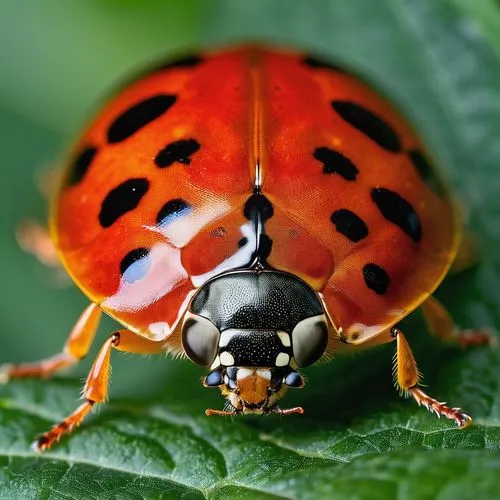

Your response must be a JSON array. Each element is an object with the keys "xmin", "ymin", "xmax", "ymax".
[
  {"xmin": 0, "ymin": 302, "xmax": 102, "ymax": 381},
  {"xmin": 391, "ymin": 327, "xmax": 472, "ymax": 428},
  {"xmin": 17, "ymin": 166, "xmax": 63, "ymax": 268},
  {"xmin": 16, "ymin": 219, "xmax": 60, "ymax": 269}
]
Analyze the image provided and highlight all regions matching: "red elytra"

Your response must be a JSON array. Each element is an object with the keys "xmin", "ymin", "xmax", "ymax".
[{"xmin": 54, "ymin": 46, "xmax": 456, "ymax": 342}]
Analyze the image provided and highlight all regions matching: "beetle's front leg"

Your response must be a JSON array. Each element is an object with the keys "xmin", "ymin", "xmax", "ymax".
[
  {"xmin": 35, "ymin": 329, "xmax": 166, "ymax": 451},
  {"xmin": 391, "ymin": 327, "xmax": 472, "ymax": 428}
]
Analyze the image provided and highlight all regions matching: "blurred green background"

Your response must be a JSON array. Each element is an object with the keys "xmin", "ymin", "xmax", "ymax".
[
  {"xmin": 0, "ymin": 0, "xmax": 499, "ymax": 419},
  {"xmin": 0, "ymin": 0, "xmax": 205, "ymax": 399},
  {"xmin": 1, "ymin": 1, "xmax": 500, "ymax": 497}
]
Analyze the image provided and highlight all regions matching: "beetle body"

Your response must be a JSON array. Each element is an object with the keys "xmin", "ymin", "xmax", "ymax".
[{"xmin": 4, "ymin": 46, "xmax": 489, "ymax": 450}]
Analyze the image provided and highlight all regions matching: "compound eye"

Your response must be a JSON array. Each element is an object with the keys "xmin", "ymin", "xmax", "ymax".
[
  {"xmin": 204, "ymin": 369, "xmax": 223, "ymax": 387},
  {"xmin": 284, "ymin": 370, "xmax": 305, "ymax": 388},
  {"xmin": 182, "ymin": 313, "xmax": 220, "ymax": 367},
  {"xmin": 291, "ymin": 315, "xmax": 328, "ymax": 367}
]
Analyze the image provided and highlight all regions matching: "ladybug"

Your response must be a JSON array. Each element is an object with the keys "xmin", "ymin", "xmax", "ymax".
[{"xmin": 3, "ymin": 45, "xmax": 492, "ymax": 451}]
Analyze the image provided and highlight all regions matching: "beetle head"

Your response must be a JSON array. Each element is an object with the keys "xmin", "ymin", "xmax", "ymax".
[
  {"xmin": 181, "ymin": 269, "xmax": 329, "ymax": 416},
  {"xmin": 203, "ymin": 366, "xmax": 305, "ymax": 415}
]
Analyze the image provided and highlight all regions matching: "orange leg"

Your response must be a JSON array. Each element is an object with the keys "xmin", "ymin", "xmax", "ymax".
[
  {"xmin": 0, "ymin": 303, "xmax": 102, "ymax": 382},
  {"xmin": 421, "ymin": 296, "xmax": 496, "ymax": 348},
  {"xmin": 16, "ymin": 165, "xmax": 62, "ymax": 268},
  {"xmin": 36, "ymin": 329, "xmax": 166, "ymax": 451},
  {"xmin": 16, "ymin": 220, "xmax": 61, "ymax": 269},
  {"xmin": 391, "ymin": 327, "xmax": 471, "ymax": 428}
]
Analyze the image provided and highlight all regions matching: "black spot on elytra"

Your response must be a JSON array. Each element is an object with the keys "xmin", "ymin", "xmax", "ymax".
[
  {"xmin": 371, "ymin": 187, "xmax": 422, "ymax": 242},
  {"xmin": 302, "ymin": 55, "xmax": 346, "ymax": 73},
  {"xmin": 107, "ymin": 95, "xmax": 177, "ymax": 144},
  {"xmin": 408, "ymin": 150, "xmax": 445, "ymax": 196},
  {"xmin": 238, "ymin": 237, "xmax": 248, "ymax": 248},
  {"xmin": 330, "ymin": 209, "xmax": 368, "ymax": 242},
  {"xmin": 332, "ymin": 101, "xmax": 402, "ymax": 153},
  {"xmin": 120, "ymin": 248, "xmax": 149, "ymax": 275},
  {"xmin": 155, "ymin": 139, "xmax": 200, "ymax": 168},
  {"xmin": 243, "ymin": 193, "xmax": 274, "ymax": 223},
  {"xmin": 314, "ymin": 147, "xmax": 359, "ymax": 180},
  {"xmin": 258, "ymin": 234, "xmax": 273, "ymax": 261},
  {"xmin": 243, "ymin": 193, "xmax": 274, "ymax": 264},
  {"xmin": 99, "ymin": 178, "xmax": 149, "ymax": 228},
  {"xmin": 37, "ymin": 436, "xmax": 49, "ymax": 447},
  {"xmin": 157, "ymin": 198, "xmax": 191, "ymax": 225},
  {"xmin": 159, "ymin": 54, "xmax": 203, "ymax": 71},
  {"xmin": 363, "ymin": 263, "xmax": 390, "ymax": 295},
  {"xmin": 66, "ymin": 146, "xmax": 98, "ymax": 185}
]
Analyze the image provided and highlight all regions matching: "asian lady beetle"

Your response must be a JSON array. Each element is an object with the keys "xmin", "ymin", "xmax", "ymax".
[{"xmin": 3, "ymin": 45, "xmax": 493, "ymax": 451}]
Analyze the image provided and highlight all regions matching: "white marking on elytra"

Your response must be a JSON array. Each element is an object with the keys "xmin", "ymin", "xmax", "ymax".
[
  {"xmin": 210, "ymin": 355, "xmax": 221, "ymax": 370},
  {"xmin": 141, "ymin": 288, "xmax": 196, "ymax": 341},
  {"xmin": 277, "ymin": 331, "xmax": 291, "ymax": 347},
  {"xmin": 103, "ymin": 243, "xmax": 188, "ymax": 312},
  {"xmin": 275, "ymin": 352, "xmax": 290, "ymax": 367},
  {"xmin": 145, "ymin": 199, "xmax": 231, "ymax": 248},
  {"xmin": 219, "ymin": 351, "xmax": 235, "ymax": 366},
  {"xmin": 191, "ymin": 222, "xmax": 257, "ymax": 287},
  {"xmin": 347, "ymin": 323, "xmax": 383, "ymax": 343},
  {"xmin": 237, "ymin": 368, "xmax": 253, "ymax": 380},
  {"xmin": 148, "ymin": 322, "xmax": 170, "ymax": 340}
]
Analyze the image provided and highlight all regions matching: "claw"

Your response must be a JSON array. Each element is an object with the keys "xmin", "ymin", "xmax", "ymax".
[{"xmin": 409, "ymin": 387, "xmax": 472, "ymax": 428}]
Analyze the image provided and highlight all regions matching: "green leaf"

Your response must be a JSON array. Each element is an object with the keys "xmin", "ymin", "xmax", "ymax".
[{"xmin": 1, "ymin": 0, "xmax": 500, "ymax": 498}]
